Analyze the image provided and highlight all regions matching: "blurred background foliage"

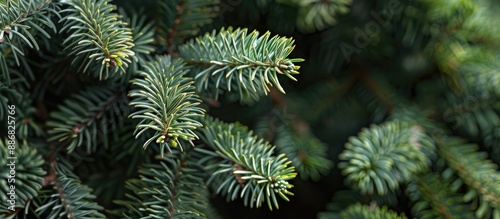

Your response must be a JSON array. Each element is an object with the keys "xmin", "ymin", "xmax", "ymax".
[{"xmin": 1, "ymin": 0, "xmax": 500, "ymax": 218}]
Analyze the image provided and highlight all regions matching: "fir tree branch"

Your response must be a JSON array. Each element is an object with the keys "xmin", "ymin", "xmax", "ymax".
[
  {"xmin": 117, "ymin": 151, "xmax": 209, "ymax": 218},
  {"xmin": 128, "ymin": 55, "xmax": 205, "ymax": 154},
  {"xmin": 60, "ymin": 0, "xmax": 135, "ymax": 79},
  {"xmin": 112, "ymin": 8, "xmax": 156, "ymax": 85},
  {"xmin": 0, "ymin": 139, "xmax": 45, "ymax": 217},
  {"xmin": 179, "ymin": 27, "xmax": 303, "ymax": 104},
  {"xmin": 275, "ymin": 128, "xmax": 332, "ymax": 180},
  {"xmin": 406, "ymin": 173, "xmax": 474, "ymax": 219},
  {"xmin": 157, "ymin": 0, "xmax": 219, "ymax": 55},
  {"xmin": 253, "ymin": 107, "xmax": 333, "ymax": 181},
  {"xmin": 339, "ymin": 120, "xmax": 435, "ymax": 195},
  {"xmin": 125, "ymin": 11, "xmax": 155, "ymax": 59},
  {"xmin": 0, "ymin": 0, "xmax": 58, "ymax": 81},
  {"xmin": 196, "ymin": 116, "xmax": 297, "ymax": 210},
  {"xmin": 47, "ymin": 85, "xmax": 129, "ymax": 153},
  {"xmin": 0, "ymin": 0, "xmax": 56, "ymax": 48},
  {"xmin": 49, "ymin": 162, "xmax": 75, "ymax": 219},
  {"xmin": 14, "ymin": 94, "xmax": 45, "ymax": 139},
  {"xmin": 3, "ymin": 0, "xmax": 500, "ymax": 218},
  {"xmin": 41, "ymin": 144, "xmax": 57, "ymax": 188},
  {"xmin": 35, "ymin": 158, "xmax": 106, "ymax": 219},
  {"xmin": 437, "ymin": 137, "xmax": 500, "ymax": 208}
]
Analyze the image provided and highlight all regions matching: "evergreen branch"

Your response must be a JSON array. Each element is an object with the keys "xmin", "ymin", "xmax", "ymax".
[
  {"xmin": 126, "ymin": 12, "xmax": 155, "ymax": 60},
  {"xmin": 338, "ymin": 120, "xmax": 435, "ymax": 195},
  {"xmin": 117, "ymin": 151, "xmax": 208, "ymax": 219},
  {"xmin": 0, "ymin": 50, "xmax": 9, "ymax": 83},
  {"xmin": 60, "ymin": 0, "xmax": 135, "ymax": 80},
  {"xmin": 420, "ymin": 0, "xmax": 479, "ymax": 90},
  {"xmin": 338, "ymin": 203, "xmax": 408, "ymax": 219},
  {"xmin": 157, "ymin": 0, "xmax": 219, "ymax": 55},
  {"xmin": 406, "ymin": 173, "xmax": 474, "ymax": 219},
  {"xmin": 0, "ymin": 0, "xmax": 57, "ymax": 48},
  {"xmin": 119, "ymin": 8, "xmax": 155, "ymax": 63},
  {"xmin": 196, "ymin": 116, "xmax": 297, "ymax": 210},
  {"xmin": 450, "ymin": 49, "xmax": 500, "ymax": 96},
  {"xmin": 254, "ymin": 87, "xmax": 333, "ymax": 181},
  {"xmin": 112, "ymin": 8, "xmax": 156, "ymax": 84},
  {"xmin": 13, "ymin": 93, "xmax": 45, "ymax": 139},
  {"xmin": 254, "ymin": 109, "xmax": 333, "ymax": 181},
  {"xmin": 0, "ymin": 0, "xmax": 57, "ymax": 78},
  {"xmin": 275, "ymin": 129, "xmax": 332, "ymax": 181},
  {"xmin": 442, "ymin": 90, "xmax": 498, "ymax": 137},
  {"xmin": 0, "ymin": 65, "xmax": 30, "ymax": 126},
  {"xmin": 35, "ymin": 158, "xmax": 105, "ymax": 219},
  {"xmin": 461, "ymin": 1, "xmax": 500, "ymax": 46},
  {"xmin": 47, "ymin": 85, "xmax": 129, "ymax": 153},
  {"xmin": 441, "ymin": 90, "xmax": 500, "ymax": 163},
  {"xmin": 2, "ymin": 0, "xmax": 499, "ymax": 217},
  {"xmin": 427, "ymin": 0, "xmax": 500, "ymax": 95},
  {"xmin": 0, "ymin": 139, "xmax": 45, "ymax": 217},
  {"xmin": 128, "ymin": 56, "xmax": 205, "ymax": 154},
  {"xmin": 179, "ymin": 27, "xmax": 304, "ymax": 104},
  {"xmin": 437, "ymin": 137, "xmax": 500, "ymax": 209}
]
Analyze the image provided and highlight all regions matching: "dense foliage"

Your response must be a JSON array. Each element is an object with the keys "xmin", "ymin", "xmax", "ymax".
[{"xmin": 1, "ymin": 0, "xmax": 500, "ymax": 218}]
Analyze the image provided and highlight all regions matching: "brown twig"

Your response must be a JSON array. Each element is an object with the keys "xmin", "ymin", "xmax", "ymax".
[
  {"xmin": 40, "ymin": 143, "xmax": 75, "ymax": 219},
  {"xmin": 166, "ymin": 3, "xmax": 186, "ymax": 56},
  {"xmin": 41, "ymin": 144, "xmax": 57, "ymax": 187},
  {"xmin": 359, "ymin": 72, "xmax": 394, "ymax": 113},
  {"xmin": 71, "ymin": 88, "xmax": 124, "ymax": 136},
  {"xmin": 416, "ymin": 177, "xmax": 453, "ymax": 219},
  {"xmin": 168, "ymin": 160, "xmax": 187, "ymax": 219},
  {"xmin": 233, "ymin": 163, "xmax": 246, "ymax": 188}
]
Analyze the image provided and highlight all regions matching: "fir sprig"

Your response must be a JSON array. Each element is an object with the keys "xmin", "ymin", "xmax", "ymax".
[
  {"xmin": 117, "ymin": 151, "xmax": 209, "ymax": 219},
  {"xmin": 339, "ymin": 120, "xmax": 435, "ymax": 195},
  {"xmin": 157, "ymin": 0, "xmax": 219, "ymax": 54},
  {"xmin": 0, "ymin": 0, "xmax": 57, "ymax": 81},
  {"xmin": 128, "ymin": 56, "xmax": 205, "ymax": 154},
  {"xmin": 47, "ymin": 85, "xmax": 129, "ymax": 153},
  {"xmin": 196, "ymin": 116, "xmax": 297, "ymax": 210},
  {"xmin": 179, "ymin": 27, "xmax": 303, "ymax": 104},
  {"xmin": 60, "ymin": 0, "xmax": 135, "ymax": 79},
  {"xmin": 438, "ymin": 137, "xmax": 500, "ymax": 210},
  {"xmin": 275, "ymin": 131, "xmax": 332, "ymax": 181},
  {"xmin": 406, "ymin": 173, "xmax": 474, "ymax": 219},
  {"xmin": 34, "ymin": 160, "xmax": 105, "ymax": 219},
  {"xmin": 0, "ymin": 139, "xmax": 45, "ymax": 217}
]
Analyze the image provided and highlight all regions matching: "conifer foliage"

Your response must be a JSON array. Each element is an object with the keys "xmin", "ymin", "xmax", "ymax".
[{"xmin": 1, "ymin": 0, "xmax": 500, "ymax": 218}]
